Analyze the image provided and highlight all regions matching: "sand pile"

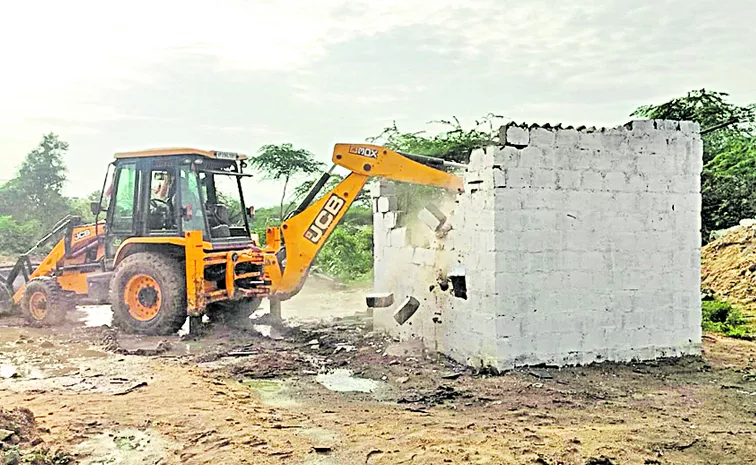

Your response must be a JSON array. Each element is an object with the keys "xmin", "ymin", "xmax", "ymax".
[{"xmin": 701, "ymin": 224, "xmax": 756, "ymax": 314}]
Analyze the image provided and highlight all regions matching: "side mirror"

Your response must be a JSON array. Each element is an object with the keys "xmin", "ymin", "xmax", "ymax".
[
  {"xmin": 90, "ymin": 201, "xmax": 101, "ymax": 216},
  {"xmin": 247, "ymin": 206, "xmax": 255, "ymax": 222}
]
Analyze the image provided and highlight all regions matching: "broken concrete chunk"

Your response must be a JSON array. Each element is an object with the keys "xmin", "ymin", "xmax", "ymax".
[
  {"xmin": 0, "ymin": 429, "xmax": 14, "ymax": 441},
  {"xmin": 366, "ymin": 292, "xmax": 394, "ymax": 308},
  {"xmin": 383, "ymin": 212, "xmax": 397, "ymax": 229},
  {"xmin": 393, "ymin": 296, "xmax": 420, "ymax": 325},
  {"xmin": 418, "ymin": 204, "xmax": 447, "ymax": 232}
]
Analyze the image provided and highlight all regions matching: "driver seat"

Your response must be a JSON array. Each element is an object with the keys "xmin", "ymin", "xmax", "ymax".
[{"xmin": 208, "ymin": 204, "xmax": 232, "ymax": 238}]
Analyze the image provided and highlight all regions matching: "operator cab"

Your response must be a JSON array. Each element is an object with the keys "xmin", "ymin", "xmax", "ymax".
[{"xmin": 98, "ymin": 148, "xmax": 256, "ymax": 255}]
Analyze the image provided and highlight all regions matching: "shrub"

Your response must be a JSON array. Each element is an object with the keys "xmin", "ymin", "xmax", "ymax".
[{"xmin": 701, "ymin": 298, "xmax": 753, "ymax": 340}]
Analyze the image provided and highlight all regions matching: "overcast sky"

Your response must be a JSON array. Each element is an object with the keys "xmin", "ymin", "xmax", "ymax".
[{"xmin": 2, "ymin": 0, "xmax": 754, "ymax": 207}]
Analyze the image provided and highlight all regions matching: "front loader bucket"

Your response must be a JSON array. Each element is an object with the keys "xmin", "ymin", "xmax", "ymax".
[{"xmin": 0, "ymin": 279, "xmax": 14, "ymax": 315}]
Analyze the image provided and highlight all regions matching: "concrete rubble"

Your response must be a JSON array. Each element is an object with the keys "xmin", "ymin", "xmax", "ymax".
[{"xmin": 372, "ymin": 120, "xmax": 704, "ymax": 371}]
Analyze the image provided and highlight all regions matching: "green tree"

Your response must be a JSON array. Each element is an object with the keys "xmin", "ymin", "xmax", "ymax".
[
  {"xmin": 367, "ymin": 116, "xmax": 498, "ymax": 216},
  {"xmin": 0, "ymin": 216, "xmax": 40, "ymax": 254},
  {"xmin": 249, "ymin": 143, "xmax": 325, "ymax": 221},
  {"xmin": 631, "ymin": 89, "xmax": 756, "ymax": 164},
  {"xmin": 631, "ymin": 90, "xmax": 756, "ymax": 242},
  {"xmin": 367, "ymin": 116, "xmax": 499, "ymax": 164},
  {"xmin": 0, "ymin": 133, "xmax": 71, "ymax": 229},
  {"xmin": 314, "ymin": 224, "xmax": 374, "ymax": 282}
]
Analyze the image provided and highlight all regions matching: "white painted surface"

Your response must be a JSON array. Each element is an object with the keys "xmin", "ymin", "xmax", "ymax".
[{"xmin": 373, "ymin": 120, "xmax": 703, "ymax": 370}]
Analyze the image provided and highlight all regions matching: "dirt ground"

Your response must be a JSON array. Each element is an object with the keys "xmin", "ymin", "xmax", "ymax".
[{"xmin": 2, "ymin": 279, "xmax": 756, "ymax": 464}]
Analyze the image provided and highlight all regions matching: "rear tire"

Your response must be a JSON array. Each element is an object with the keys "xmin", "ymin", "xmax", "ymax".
[
  {"xmin": 21, "ymin": 278, "xmax": 71, "ymax": 326},
  {"xmin": 207, "ymin": 297, "xmax": 262, "ymax": 330},
  {"xmin": 110, "ymin": 252, "xmax": 187, "ymax": 335}
]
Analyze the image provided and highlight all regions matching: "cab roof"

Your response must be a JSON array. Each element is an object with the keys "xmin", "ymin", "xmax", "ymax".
[{"xmin": 113, "ymin": 147, "xmax": 248, "ymax": 161}]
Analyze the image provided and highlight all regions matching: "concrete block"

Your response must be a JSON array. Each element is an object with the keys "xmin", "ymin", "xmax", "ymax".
[
  {"xmin": 468, "ymin": 147, "xmax": 494, "ymax": 170},
  {"xmin": 412, "ymin": 247, "xmax": 435, "ymax": 266},
  {"xmin": 503, "ymin": 125, "xmax": 530, "ymax": 147},
  {"xmin": 394, "ymin": 296, "xmax": 420, "ymax": 325},
  {"xmin": 577, "ymin": 131, "xmax": 604, "ymax": 151},
  {"xmin": 555, "ymin": 128, "xmax": 579, "ymax": 147},
  {"xmin": 552, "ymin": 147, "xmax": 574, "ymax": 170},
  {"xmin": 389, "ymin": 227, "xmax": 408, "ymax": 247},
  {"xmin": 660, "ymin": 120, "xmax": 680, "ymax": 131},
  {"xmin": 604, "ymin": 171, "xmax": 627, "ymax": 191},
  {"xmin": 492, "ymin": 146, "xmax": 521, "ymax": 167},
  {"xmin": 519, "ymin": 146, "xmax": 544, "ymax": 168},
  {"xmin": 629, "ymin": 119, "xmax": 655, "ymax": 135},
  {"xmin": 370, "ymin": 181, "xmax": 395, "ymax": 198},
  {"xmin": 679, "ymin": 121, "xmax": 700, "ymax": 135},
  {"xmin": 581, "ymin": 171, "xmax": 604, "ymax": 191},
  {"xmin": 383, "ymin": 211, "xmax": 397, "ymax": 229},
  {"xmin": 377, "ymin": 196, "xmax": 397, "ymax": 213},
  {"xmin": 532, "ymin": 168, "xmax": 557, "ymax": 188},
  {"xmin": 493, "ymin": 168, "xmax": 507, "ymax": 188},
  {"xmin": 506, "ymin": 168, "xmax": 531, "ymax": 188},
  {"xmin": 556, "ymin": 170, "xmax": 581, "ymax": 190},
  {"xmin": 494, "ymin": 190, "xmax": 524, "ymax": 211},
  {"xmin": 529, "ymin": 210, "xmax": 556, "ymax": 231},
  {"xmin": 530, "ymin": 127, "xmax": 556, "ymax": 147},
  {"xmin": 366, "ymin": 292, "xmax": 394, "ymax": 308},
  {"xmin": 417, "ymin": 204, "xmax": 446, "ymax": 231}
]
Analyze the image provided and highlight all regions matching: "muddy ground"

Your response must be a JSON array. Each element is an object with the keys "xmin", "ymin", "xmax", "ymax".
[{"xmin": 1, "ymin": 280, "xmax": 756, "ymax": 464}]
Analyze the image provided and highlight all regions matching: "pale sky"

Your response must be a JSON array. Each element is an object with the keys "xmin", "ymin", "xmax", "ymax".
[{"xmin": 1, "ymin": 0, "xmax": 754, "ymax": 207}]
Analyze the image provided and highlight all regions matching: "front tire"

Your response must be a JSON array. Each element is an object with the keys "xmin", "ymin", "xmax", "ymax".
[
  {"xmin": 21, "ymin": 278, "xmax": 71, "ymax": 326},
  {"xmin": 110, "ymin": 252, "xmax": 187, "ymax": 335}
]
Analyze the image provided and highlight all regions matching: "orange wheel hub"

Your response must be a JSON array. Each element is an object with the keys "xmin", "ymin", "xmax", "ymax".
[
  {"xmin": 124, "ymin": 274, "xmax": 162, "ymax": 321},
  {"xmin": 29, "ymin": 291, "xmax": 47, "ymax": 321}
]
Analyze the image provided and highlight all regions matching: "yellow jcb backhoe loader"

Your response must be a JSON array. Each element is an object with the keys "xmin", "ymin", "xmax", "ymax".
[{"xmin": 0, "ymin": 144, "xmax": 463, "ymax": 335}]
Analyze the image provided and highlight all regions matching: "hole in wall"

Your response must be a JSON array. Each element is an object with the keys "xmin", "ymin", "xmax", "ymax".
[{"xmin": 450, "ymin": 276, "xmax": 467, "ymax": 300}]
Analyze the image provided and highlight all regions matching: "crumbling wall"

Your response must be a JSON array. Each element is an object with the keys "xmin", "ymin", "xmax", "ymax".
[{"xmin": 373, "ymin": 120, "xmax": 703, "ymax": 370}]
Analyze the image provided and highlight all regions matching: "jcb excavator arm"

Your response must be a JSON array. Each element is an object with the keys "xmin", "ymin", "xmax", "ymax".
[{"xmin": 264, "ymin": 144, "xmax": 464, "ymax": 300}]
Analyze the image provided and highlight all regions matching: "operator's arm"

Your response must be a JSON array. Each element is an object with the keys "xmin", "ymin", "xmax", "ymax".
[{"xmin": 266, "ymin": 144, "xmax": 463, "ymax": 299}]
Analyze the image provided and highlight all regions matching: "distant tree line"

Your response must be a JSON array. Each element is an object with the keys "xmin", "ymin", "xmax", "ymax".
[{"xmin": 1, "ymin": 89, "xmax": 752, "ymax": 267}]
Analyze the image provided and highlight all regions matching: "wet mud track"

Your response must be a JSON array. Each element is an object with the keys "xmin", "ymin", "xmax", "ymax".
[{"xmin": 1, "ymin": 300, "xmax": 756, "ymax": 464}]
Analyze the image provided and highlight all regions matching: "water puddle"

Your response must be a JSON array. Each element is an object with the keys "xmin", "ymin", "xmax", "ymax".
[
  {"xmin": 77, "ymin": 305, "xmax": 113, "ymax": 327},
  {"xmin": 74, "ymin": 429, "xmax": 171, "ymax": 465},
  {"xmin": 243, "ymin": 379, "xmax": 299, "ymax": 407},
  {"xmin": 315, "ymin": 369, "xmax": 380, "ymax": 393}
]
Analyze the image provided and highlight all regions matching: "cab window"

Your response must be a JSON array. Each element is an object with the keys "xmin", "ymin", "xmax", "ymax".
[
  {"xmin": 178, "ymin": 167, "xmax": 206, "ymax": 234},
  {"xmin": 110, "ymin": 162, "xmax": 138, "ymax": 232}
]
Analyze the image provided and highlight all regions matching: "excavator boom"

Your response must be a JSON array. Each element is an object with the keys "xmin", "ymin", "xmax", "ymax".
[{"xmin": 264, "ymin": 144, "xmax": 463, "ymax": 299}]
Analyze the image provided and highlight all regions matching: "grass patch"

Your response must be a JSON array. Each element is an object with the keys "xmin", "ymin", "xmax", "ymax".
[{"xmin": 702, "ymin": 298, "xmax": 754, "ymax": 340}]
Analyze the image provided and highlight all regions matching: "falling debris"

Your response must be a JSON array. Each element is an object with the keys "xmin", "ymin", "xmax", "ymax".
[
  {"xmin": 366, "ymin": 292, "xmax": 394, "ymax": 308},
  {"xmin": 418, "ymin": 204, "xmax": 447, "ymax": 232},
  {"xmin": 393, "ymin": 296, "xmax": 420, "ymax": 325}
]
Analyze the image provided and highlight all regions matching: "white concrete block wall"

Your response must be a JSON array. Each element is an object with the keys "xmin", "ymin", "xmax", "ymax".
[{"xmin": 373, "ymin": 120, "xmax": 702, "ymax": 371}]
